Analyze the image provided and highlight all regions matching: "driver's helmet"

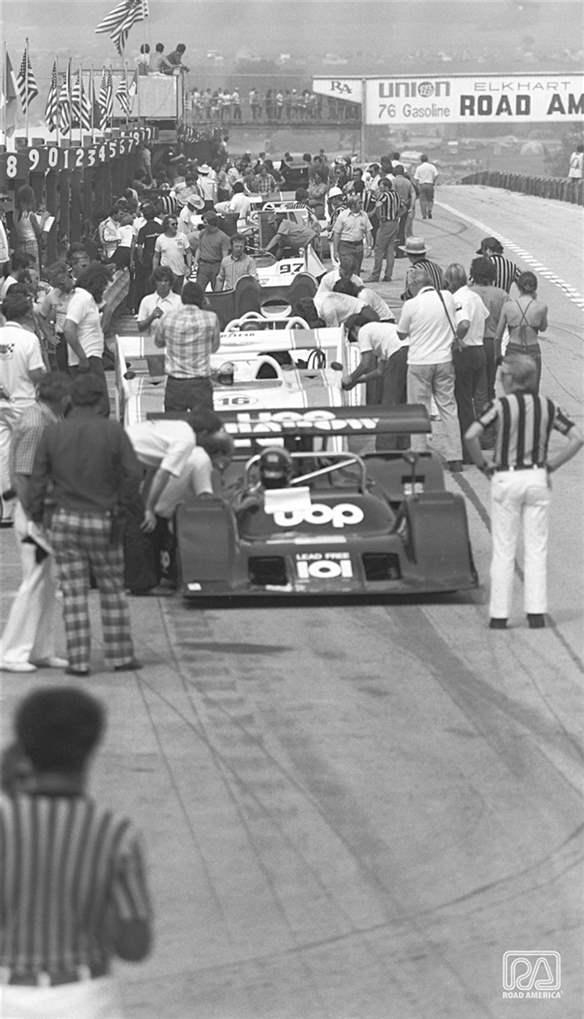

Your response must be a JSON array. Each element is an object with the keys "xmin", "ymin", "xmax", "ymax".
[{"xmin": 258, "ymin": 447, "xmax": 293, "ymax": 489}]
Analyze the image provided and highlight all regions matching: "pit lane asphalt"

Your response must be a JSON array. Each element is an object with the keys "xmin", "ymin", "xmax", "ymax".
[{"xmin": 0, "ymin": 186, "xmax": 582, "ymax": 1018}]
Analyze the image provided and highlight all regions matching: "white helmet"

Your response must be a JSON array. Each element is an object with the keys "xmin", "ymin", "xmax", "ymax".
[{"xmin": 328, "ymin": 186, "xmax": 343, "ymax": 198}]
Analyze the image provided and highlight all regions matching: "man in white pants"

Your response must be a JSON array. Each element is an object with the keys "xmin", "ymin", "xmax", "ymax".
[
  {"xmin": 0, "ymin": 290, "xmax": 46, "ymax": 525},
  {"xmin": 0, "ymin": 372, "xmax": 71, "ymax": 672},
  {"xmin": 396, "ymin": 266, "xmax": 464, "ymax": 471},
  {"xmin": 465, "ymin": 353, "xmax": 583, "ymax": 630}
]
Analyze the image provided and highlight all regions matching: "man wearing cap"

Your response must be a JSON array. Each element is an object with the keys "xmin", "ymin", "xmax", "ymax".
[
  {"xmin": 475, "ymin": 237, "xmax": 521, "ymax": 293},
  {"xmin": 196, "ymin": 165, "xmax": 218, "ymax": 210},
  {"xmin": 177, "ymin": 193, "xmax": 205, "ymax": 243},
  {"xmin": 216, "ymin": 235, "xmax": 258, "ymax": 291},
  {"xmin": 194, "ymin": 212, "xmax": 231, "ymax": 291},
  {"xmin": 324, "ymin": 186, "xmax": 346, "ymax": 234},
  {"xmin": 400, "ymin": 237, "xmax": 444, "ymax": 300},
  {"xmin": 413, "ymin": 154, "xmax": 438, "ymax": 220}
]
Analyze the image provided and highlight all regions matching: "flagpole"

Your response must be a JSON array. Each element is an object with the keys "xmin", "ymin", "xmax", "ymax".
[
  {"xmin": 124, "ymin": 61, "xmax": 129, "ymax": 131},
  {"xmin": 68, "ymin": 60, "xmax": 73, "ymax": 147},
  {"xmin": 24, "ymin": 37, "xmax": 30, "ymax": 144},
  {"xmin": 2, "ymin": 44, "xmax": 7, "ymax": 144},
  {"xmin": 90, "ymin": 66, "xmax": 95, "ymax": 142},
  {"xmin": 56, "ymin": 58, "xmax": 60, "ymax": 146}
]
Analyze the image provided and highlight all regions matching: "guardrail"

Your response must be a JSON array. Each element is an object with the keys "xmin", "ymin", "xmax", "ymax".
[{"xmin": 460, "ymin": 170, "xmax": 584, "ymax": 207}]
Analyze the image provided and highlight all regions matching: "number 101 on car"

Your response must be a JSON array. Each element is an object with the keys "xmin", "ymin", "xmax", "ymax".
[{"xmin": 295, "ymin": 552, "xmax": 353, "ymax": 580}]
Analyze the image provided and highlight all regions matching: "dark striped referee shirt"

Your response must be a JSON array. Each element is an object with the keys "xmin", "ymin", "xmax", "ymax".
[
  {"xmin": 0, "ymin": 793, "xmax": 151, "ymax": 976},
  {"xmin": 401, "ymin": 259, "xmax": 445, "ymax": 300},
  {"xmin": 489, "ymin": 253, "xmax": 521, "ymax": 293},
  {"xmin": 376, "ymin": 190, "xmax": 401, "ymax": 222},
  {"xmin": 477, "ymin": 392, "xmax": 575, "ymax": 469}
]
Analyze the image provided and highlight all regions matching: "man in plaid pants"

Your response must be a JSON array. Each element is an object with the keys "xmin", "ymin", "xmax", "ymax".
[{"xmin": 29, "ymin": 374, "xmax": 142, "ymax": 676}]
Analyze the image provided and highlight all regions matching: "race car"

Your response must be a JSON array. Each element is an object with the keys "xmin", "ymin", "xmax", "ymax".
[
  {"xmin": 114, "ymin": 324, "xmax": 364, "ymax": 426},
  {"xmin": 205, "ymin": 270, "xmax": 319, "ymax": 328},
  {"xmin": 174, "ymin": 405, "xmax": 478, "ymax": 599}
]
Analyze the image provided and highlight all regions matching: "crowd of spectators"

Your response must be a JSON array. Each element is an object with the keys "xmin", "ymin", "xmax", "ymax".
[{"xmin": 187, "ymin": 88, "xmax": 359, "ymax": 124}]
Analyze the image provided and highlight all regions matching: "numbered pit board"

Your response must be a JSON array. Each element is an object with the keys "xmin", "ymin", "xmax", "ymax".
[{"xmin": 0, "ymin": 126, "xmax": 152, "ymax": 180}]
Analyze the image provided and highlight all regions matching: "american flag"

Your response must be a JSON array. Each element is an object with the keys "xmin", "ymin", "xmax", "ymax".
[
  {"xmin": 72, "ymin": 67, "xmax": 92, "ymax": 131},
  {"xmin": 98, "ymin": 67, "xmax": 113, "ymax": 125},
  {"xmin": 58, "ymin": 60, "xmax": 72, "ymax": 134},
  {"xmin": 95, "ymin": 0, "xmax": 149, "ymax": 55},
  {"xmin": 15, "ymin": 46, "xmax": 39, "ymax": 114},
  {"xmin": 44, "ymin": 60, "xmax": 59, "ymax": 132},
  {"xmin": 115, "ymin": 76, "xmax": 131, "ymax": 116}
]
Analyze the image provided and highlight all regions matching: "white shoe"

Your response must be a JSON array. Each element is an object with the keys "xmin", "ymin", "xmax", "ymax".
[
  {"xmin": 32, "ymin": 656, "xmax": 69, "ymax": 669},
  {"xmin": 0, "ymin": 661, "xmax": 38, "ymax": 673}
]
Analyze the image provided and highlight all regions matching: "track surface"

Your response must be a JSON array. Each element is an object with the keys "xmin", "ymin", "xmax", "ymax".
[{"xmin": 0, "ymin": 185, "xmax": 583, "ymax": 1018}]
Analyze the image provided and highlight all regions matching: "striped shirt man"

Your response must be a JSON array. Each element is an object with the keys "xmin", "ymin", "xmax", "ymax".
[
  {"xmin": 477, "ymin": 392, "xmax": 575, "ymax": 470},
  {"xmin": 0, "ymin": 793, "xmax": 151, "ymax": 978},
  {"xmin": 375, "ymin": 189, "xmax": 401, "ymax": 222},
  {"xmin": 156, "ymin": 304, "xmax": 220, "ymax": 378},
  {"xmin": 488, "ymin": 253, "xmax": 521, "ymax": 294},
  {"xmin": 401, "ymin": 259, "xmax": 445, "ymax": 300}
]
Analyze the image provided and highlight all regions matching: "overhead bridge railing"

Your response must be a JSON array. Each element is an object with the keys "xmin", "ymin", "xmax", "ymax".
[{"xmin": 460, "ymin": 170, "xmax": 584, "ymax": 207}]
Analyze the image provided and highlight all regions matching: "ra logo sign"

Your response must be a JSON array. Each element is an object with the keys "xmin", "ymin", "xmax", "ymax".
[{"xmin": 329, "ymin": 80, "xmax": 352, "ymax": 96}]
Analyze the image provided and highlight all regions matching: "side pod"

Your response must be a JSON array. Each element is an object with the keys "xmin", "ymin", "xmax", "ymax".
[
  {"xmin": 176, "ymin": 499, "xmax": 237, "ymax": 591},
  {"xmin": 403, "ymin": 492, "xmax": 478, "ymax": 588}
]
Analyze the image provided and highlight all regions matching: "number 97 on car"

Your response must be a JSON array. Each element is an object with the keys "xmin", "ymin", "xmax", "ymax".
[{"xmin": 295, "ymin": 551, "xmax": 353, "ymax": 580}]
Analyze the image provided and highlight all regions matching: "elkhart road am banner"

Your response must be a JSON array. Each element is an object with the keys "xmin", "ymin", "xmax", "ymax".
[
  {"xmin": 367, "ymin": 74, "xmax": 584, "ymax": 124},
  {"xmin": 314, "ymin": 75, "xmax": 584, "ymax": 124}
]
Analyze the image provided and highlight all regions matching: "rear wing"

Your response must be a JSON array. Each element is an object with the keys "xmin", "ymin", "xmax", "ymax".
[{"xmin": 148, "ymin": 405, "xmax": 431, "ymax": 436}]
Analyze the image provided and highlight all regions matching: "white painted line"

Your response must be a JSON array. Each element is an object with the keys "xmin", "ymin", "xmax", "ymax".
[{"xmin": 436, "ymin": 200, "xmax": 584, "ymax": 310}]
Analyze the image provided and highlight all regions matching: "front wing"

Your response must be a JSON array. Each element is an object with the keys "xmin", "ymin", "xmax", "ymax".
[{"xmin": 176, "ymin": 493, "xmax": 478, "ymax": 599}]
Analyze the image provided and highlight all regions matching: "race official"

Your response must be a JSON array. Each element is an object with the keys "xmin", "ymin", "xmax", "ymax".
[
  {"xmin": 400, "ymin": 237, "xmax": 444, "ymax": 301},
  {"xmin": 397, "ymin": 266, "xmax": 463, "ymax": 471},
  {"xmin": 465, "ymin": 353, "xmax": 584, "ymax": 629},
  {"xmin": 366, "ymin": 179, "xmax": 401, "ymax": 283},
  {"xmin": 0, "ymin": 686, "xmax": 152, "ymax": 1019},
  {"xmin": 29, "ymin": 374, "xmax": 142, "ymax": 676},
  {"xmin": 475, "ymin": 237, "xmax": 521, "ymax": 293},
  {"xmin": 155, "ymin": 281, "xmax": 220, "ymax": 413},
  {"xmin": 0, "ymin": 372, "xmax": 71, "ymax": 673}
]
